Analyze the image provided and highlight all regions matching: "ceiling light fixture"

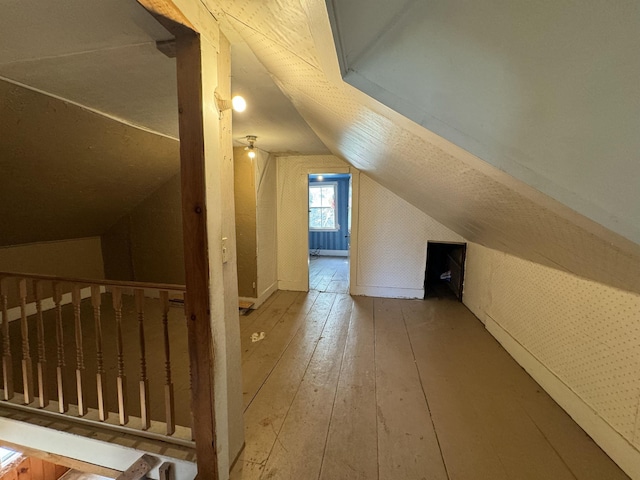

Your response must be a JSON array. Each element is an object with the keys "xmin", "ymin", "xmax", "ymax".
[
  {"xmin": 245, "ymin": 135, "xmax": 257, "ymax": 159},
  {"xmin": 215, "ymin": 90, "xmax": 247, "ymax": 115}
]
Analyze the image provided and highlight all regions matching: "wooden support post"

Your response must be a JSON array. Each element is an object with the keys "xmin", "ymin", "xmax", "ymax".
[
  {"xmin": 0, "ymin": 277, "xmax": 14, "ymax": 400},
  {"xmin": 176, "ymin": 29, "xmax": 219, "ymax": 480},
  {"xmin": 33, "ymin": 280, "xmax": 49, "ymax": 408}
]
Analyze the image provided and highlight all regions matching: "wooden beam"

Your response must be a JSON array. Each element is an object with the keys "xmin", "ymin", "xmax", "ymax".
[
  {"xmin": 136, "ymin": 0, "xmax": 194, "ymax": 31},
  {"xmin": 175, "ymin": 31, "xmax": 219, "ymax": 480}
]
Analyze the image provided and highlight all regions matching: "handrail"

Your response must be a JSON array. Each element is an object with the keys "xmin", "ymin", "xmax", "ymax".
[
  {"xmin": 0, "ymin": 271, "xmax": 186, "ymax": 292},
  {"xmin": 0, "ymin": 271, "xmax": 191, "ymax": 448}
]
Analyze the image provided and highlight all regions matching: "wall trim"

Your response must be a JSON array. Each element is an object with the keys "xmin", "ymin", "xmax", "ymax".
[
  {"xmin": 238, "ymin": 280, "xmax": 278, "ymax": 310},
  {"xmin": 350, "ymin": 285, "xmax": 424, "ymax": 299},
  {"xmin": 278, "ymin": 280, "xmax": 307, "ymax": 292},
  {"xmin": 0, "ymin": 416, "xmax": 197, "ymax": 479},
  {"xmin": 310, "ymin": 250, "xmax": 349, "ymax": 257},
  {"xmin": 484, "ymin": 315, "xmax": 640, "ymax": 480}
]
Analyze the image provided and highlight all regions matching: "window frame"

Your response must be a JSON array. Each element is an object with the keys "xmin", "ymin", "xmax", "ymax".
[{"xmin": 308, "ymin": 181, "xmax": 339, "ymax": 232}]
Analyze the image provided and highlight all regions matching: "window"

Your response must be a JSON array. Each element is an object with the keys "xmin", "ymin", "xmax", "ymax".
[{"xmin": 309, "ymin": 182, "xmax": 338, "ymax": 230}]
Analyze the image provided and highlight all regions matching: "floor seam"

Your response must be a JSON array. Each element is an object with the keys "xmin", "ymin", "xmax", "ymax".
[{"xmin": 401, "ymin": 302, "xmax": 451, "ymax": 480}]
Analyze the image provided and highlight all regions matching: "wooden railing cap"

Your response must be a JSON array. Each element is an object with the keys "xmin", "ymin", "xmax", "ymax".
[{"xmin": 0, "ymin": 271, "xmax": 186, "ymax": 292}]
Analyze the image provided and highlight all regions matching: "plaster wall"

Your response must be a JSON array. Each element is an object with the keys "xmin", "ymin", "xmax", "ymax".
[
  {"xmin": 233, "ymin": 146, "xmax": 257, "ymax": 298},
  {"xmin": 0, "ymin": 237, "xmax": 104, "ymax": 280},
  {"xmin": 255, "ymin": 152, "xmax": 278, "ymax": 305},
  {"xmin": 352, "ymin": 174, "xmax": 464, "ymax": 298},
  {"xmin": 463, "ymin": 242, "xmax": 640, "ymax": 479},
  {"xmin": 277, "ymin": 155, "xmax": 350, "ymax": 291},
  {"xmin": 101, "ymin": 174, "xmax": 185, "ymax": 284},
  {"xmin": 0, "ymin": 236, "xmax": 105, "ymax": 308},
  {"xmin": 204, "ymin": 31, "xmax": 244, "ymax": 476},
  {"xmin": 277, "ymin": 155, "xmax": 463, "ymax": 297}
]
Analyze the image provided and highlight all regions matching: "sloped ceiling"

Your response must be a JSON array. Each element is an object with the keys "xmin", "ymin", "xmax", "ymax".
[
  {"xmin": 327, "ymin": 0, "xmax": 640, "ymax": 245},
  {"xmin": 204, "ymin": 0, "xmax": 640, "ymax": 294},
  {"xmin": 0, "ymin": 0, "xmax": 327, "ymax": 248},
  {"xmin": 0, "ymin": 79, "xmax": 180, "ymax": 246}
]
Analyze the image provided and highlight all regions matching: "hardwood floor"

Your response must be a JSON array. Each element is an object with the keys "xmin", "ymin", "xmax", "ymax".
[
  {"xmin": 231, "ymin": 290, "xmax": 628, "ymax": 479},
  {"xmin": 309, "ymin": 256, "xmax": 349, "ymax": 294}
]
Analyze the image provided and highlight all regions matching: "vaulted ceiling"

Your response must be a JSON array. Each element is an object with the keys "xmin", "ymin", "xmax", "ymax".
[
  {"xmin": 204, "ymin": 0, "xmax": 640, "ymax": 294},
  {"xmin": 1, "ymin": 0, "xmax": 638, "ymax": 294}
]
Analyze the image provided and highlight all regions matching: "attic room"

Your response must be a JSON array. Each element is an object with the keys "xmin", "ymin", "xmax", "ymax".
[{"xmin": 0, "ymin": 1, "xmax": 639, "ymax": 480}]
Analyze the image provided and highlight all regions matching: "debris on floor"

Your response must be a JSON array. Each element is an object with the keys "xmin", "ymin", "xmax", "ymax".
[{"xmin": 251, "ymin": 331, "xmax": 266, "ymax": 343}]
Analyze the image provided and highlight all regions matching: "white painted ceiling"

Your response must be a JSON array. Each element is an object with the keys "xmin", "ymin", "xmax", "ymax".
[
  {"xmin": 0, "ymin": 0, "xmax": 328, "ymax": 153},
  {"xmin": 326, "ymin": 0, "xmax": 640, "ymax": 245},
  {"xmin": 202, "ymin": 0, "xmax": 640, "ymax": 294},
  {"xmin": 0, "ymin": 0, "xmax": 638, "ymax": 294}
]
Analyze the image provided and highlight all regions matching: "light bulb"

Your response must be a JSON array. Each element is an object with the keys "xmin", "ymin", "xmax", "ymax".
[
  {"xmin": 248, "ymin": 149, "xmax": 256, "ymax": 159},
  {"xmin": 232, "ymin": 96, "xmax": 246, "ymax": 112}
]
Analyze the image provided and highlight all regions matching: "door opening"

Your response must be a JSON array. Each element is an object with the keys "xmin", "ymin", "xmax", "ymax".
[
  {"xmin": 308, "ymin": 173, "xmax": 351, "ymax": 293},
  {"xmin": 424, "ymin": 242, "xmax": 466, "ymax": 301}
]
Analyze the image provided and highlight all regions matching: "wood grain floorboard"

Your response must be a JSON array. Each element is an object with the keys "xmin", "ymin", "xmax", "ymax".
[
  {"xmin": 242, "ymin": 290, "xmax": 320, "ymax": 409},
  {"xmin": 374, "ymin": 298, "xmax": 448, "ymax": 480},
  {"xmin": 231, "ymin": 286, "xmax": 628, "ymax": 480},
  {"xmin": 319, "ymin": 296, "xmax": 377, "ymax": 480},
  {"xmin": 259, "ymin": 294, "xmax": 353, "ymax": 479},
  {"xmin": 232, "ymin": 292, "xmax": 339, "ymax": 478}
]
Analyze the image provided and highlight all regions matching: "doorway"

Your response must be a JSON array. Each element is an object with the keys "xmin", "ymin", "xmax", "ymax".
[
  {"xmin": 308, "ymin": 173, "xmax": 352, "ymax": 293},
  {"xmin": 424, "ymin": 242, "xmax": 466, "ymax": 300}
]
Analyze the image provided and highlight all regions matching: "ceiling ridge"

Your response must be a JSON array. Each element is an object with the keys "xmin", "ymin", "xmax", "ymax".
[
  {"xmin": 0, "ymin": 75, "xmax": 179, "ymax": 142},
  {"xmin": 0, "ymin": 41, "xmax": 165, "ymax": 68}
]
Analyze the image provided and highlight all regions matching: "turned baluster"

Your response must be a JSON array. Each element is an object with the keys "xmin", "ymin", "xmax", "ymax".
[
  {"xmin": 18, "ymin": 279, "xmax": 34, "ymax": 404},
  {"xmin": 33, "ymin": 280, "xmax": 49, "ymax": 408},
  {"xmin": 72, "ymin": 286, "xmax": 86, "ymax": 416},
  {"xmin": 135, "ymin": 289, "xmax": 150, "ymax": 430},
  {"xmin": 53, "ymin": 283, "xmax": 68, "ymax": 413},
  {"xmin": 0, "ymin": 277, "xmax": 14, "ymax": 400},
  {"xmin": 91, "ymin": 286, "xmax": 107, "ymax": 421},
  {"xmin": 112, "ymin": 287, "xmax": 128, "ymax": 425},
  {"xmin": 161, "ymin": 291, "xmax": 175, "ymax": 435},
  {"xmin": 185, "ymin": 292, "xmax": 195, "ymax": 440}
]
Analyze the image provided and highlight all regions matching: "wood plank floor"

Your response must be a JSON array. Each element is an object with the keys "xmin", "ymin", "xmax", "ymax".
[
  {"xmin": 231, "ymin": 269, "xmax": 628, "ymax": 479},
  {"xmin": 309, "ymin": 256, "xmax": 349, "ymax": 294}
]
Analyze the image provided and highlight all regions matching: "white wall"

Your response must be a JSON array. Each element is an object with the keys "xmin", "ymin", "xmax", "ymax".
[
  {"xmin": 255, "ymin": 153, "xmax": 278, "ymax": 305},
  {"xmin": 277, "ymin": 155, "xmax": 351, "ymax": 291},
  {"xmin": 0, "ymin": 237, "xmax": 105, "ymax": 279},
  {"xmin": 276, "ymin": 155, "xmax": 463, "ymax": 298},
  {"xmin": 464, "ymin": 242, "xmax": 640, "ymax": 479},
  {"xmin": 202, "ymin": 31, "xmax": 244, "ymax": 477},
  {"xmin": 352, "ymin": 174, "xmax": 464, "ymax": 298}
]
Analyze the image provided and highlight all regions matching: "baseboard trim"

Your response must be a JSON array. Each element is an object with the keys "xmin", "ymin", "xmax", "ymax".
[
  {"xmin": 277, "ymin": 280, "xmax": 307, "ymax": 292},
  {"xmin": 350, "ymin": 285, "xmax": 423, "ymax": 299},
  {"xmin": 309, "ymin": 250, "xmax": 349, "ymax": 257},
  {"xmin": 238, "ymin": 282, "xmax": 277, "ymax": 310},
  {"xmin": 256, "ymin": 281, "xmax": 278, "ymax": 308},
  {"xmin": 485, "ymin": 315, "xmax": 640, "ymax": 480}
]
